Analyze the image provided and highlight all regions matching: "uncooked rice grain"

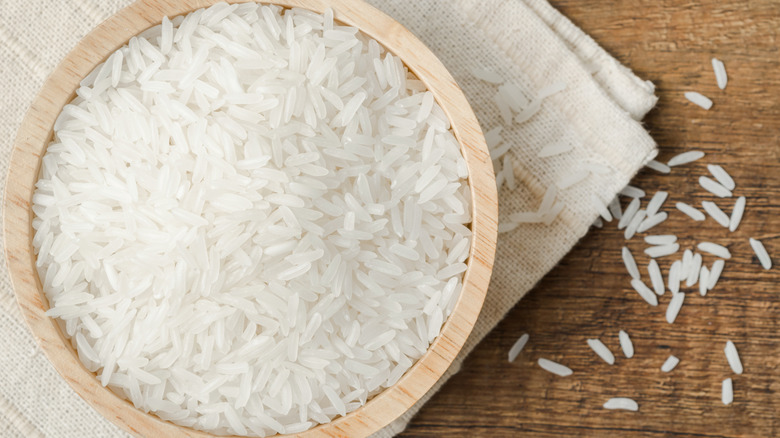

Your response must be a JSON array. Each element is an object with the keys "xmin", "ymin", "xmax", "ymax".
[
  {"xmin": 508, "ymin": 334, "xmax": 530, "ymax": 363},
  {"xmin": 538, "ymin": 358, "xmax": 573, "ymax": 377},
  {"xmin": 686, "ymin": 253, "xmax": 702, "ymax": 287},
  {"xmin": 729, "ymin": 196, "xmax": 746, "ymax": 232},
  {"xmin": 646, "ymin": 160, "xmax": 671, "ymax": 173},
  {"xmin": 630, "ymin": 279, "xmax": 658, "ymax": 306},
  {"xmin": 668, "ymin": 151, "xmax": 705, "ymax": 167},
  {"xmin": 697, "ymin": 242, "xmax": 732, "ymax": 259},
  {"xmin": 724, "ymin": 341, "xmax": 743, "ymax": 374},
  {"xmin": 619, "ymin": 185, "xmax": 646, "ymax": 198},
  {"xmin": 637, "ymin": 212, "xmax": 668, "ymax": 233},
  {"xmin": 644, "ymin": 243, "xmax": 679, "ymax": 258},
  {"xmin": 712, "ymin": 58, "xmax": 728, "ymax": 90},
  {"xmin": 749, "ymin": 238, "xmax": 772, "ymax": 270},
  {"xmin": 603, "ymin": 398, "xmax": 638, "ymax": 411},
  {"xmin": 624, "ymin": 209, "xmax": 647, "ymax": 240},
  {"xmin": 701, "ymin": 201, "xmax": 731, "ymax": 228},
  {"xmin": 684, "ymin": 91, "xmax": 713, "ymax": 110},
  {"xmin": 668, "ymin": 260, "xmax": 682, "ymax": 294},
  {"xmin": 587, "ymin": 338, "xmax": 616, "ymax": 365},
  {"xmin": 699, "ymin": 266, "xmax": 709, "ymax": 296},
  {"xmin": 707, "ymin": 164, "xmax": 735, "ymax": 190},
  {"xmin": 645, "ymin": 235, "xmax": 677, "ymax": 246},
  {"xmin": 33, "ymin": 5, "xmax": 473, "ymax": 436},
  {"xmin": 592, "ymin": 194, "xmax": 613, "ymax": 222},
  {"xmin": 538, "ymin": 141, "xmax": 573, "ymax": 158},
  {"xmin": 645, "ymin": 191, "xmax": 668, "ymax": 217},
  {"xmin": 648, "ymin": 259, "xmax": 665, "ymax": 295},
  {"xmin": 722, "ymin": 378, "xmax": 733, "ymax": 405},
  {"xmin": 557, "ymin": 170, "xmax": 590, "ymax": 190},
  {"xmin": 470, "ymin": 67, "xmax": 504, "ymax": 84},
  {"xmin": 618, "ymin": 330, "xmax": 634, "ymax": 358},
  {"xmin": 608, "ymin": 197, "xmax": 623, "ymax": 221},
  {"xmin": 622, "ymin": 247, "xmax": 641, "ymax": 280},
  {"xmin": 682, "ymin": 249, "xmax": 693, "ymax": 275},
  {"xmin": 699, "ymin": 176, "xmax": 733, "ymax": 198},
  {"xmin": 676, "ymin": 202, "xmax": 706, "ymax": 221},
  {"xmin": 708, "ymin": 260, "xmax": 725, "ymax": 290},
  {"xmin": 618, "ymin": 198, "xmax": 641, "ymax": 230},
  {"xmin": 661, "ymin": 355, "xmax": 680, "ymax": 372},
  {"xmin": 666, "ymin": 293, "xmax": 685, "ymax": 324}
]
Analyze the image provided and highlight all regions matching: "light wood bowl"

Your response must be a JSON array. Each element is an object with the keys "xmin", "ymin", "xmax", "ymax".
[{"xmin": 3, "ymin": 0, "xmax": 497, "ymax": 436}]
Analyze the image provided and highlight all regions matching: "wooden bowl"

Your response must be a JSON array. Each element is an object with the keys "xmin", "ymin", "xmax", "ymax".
[{"xmin": 3, "ymin": 0, "xmax": 497, "ymax": 436}]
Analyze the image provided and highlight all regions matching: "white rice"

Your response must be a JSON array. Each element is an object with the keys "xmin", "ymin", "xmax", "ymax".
[
  {"xmin": 668, "ymin": 260, "xmax": 682, "ymax": 294},
  {"xmin": 637, "ymin": 212, "xmax": 668, "ymax": 233},
  {"xmin": 749, "ymin": 238, "xmax": 772, "ymax": 270},
  {"xmin": 603, "ymin": 397, "xmax": 638, "ymax": 411},
  {"xmin": 708, "ymin": 260, "xmax": 725, "ymax": 290},
  {"xmin": 668, "ymin": 151, "xmax": 705, "ymax": 167},
  {"xmin": 724, "ymin": 341, "xmax": 743, "ymax": 374},
  {"xmin": 712, "ymin": 58, "xmax": 728, "ymax": 90},
  {"xmin": 647, "ymin": 259, "xmax": 665, "ymax": 295},
  {"xmin": 538, "ymin": 141, "xmax": 573, "ymax": 158},
  {"xmin": 592, "ymin": 194, "xmax": 613, "ymax": 222},
  {"xmin": 538, "ymin": 358, "xmax": 573, "ymax": 377},
  {"xmin": 701, "ymin": 201, "xmax": 731, "ymax": 227},
  {"xmin": 699, "ymin": 266, "xmax": 709, "ymax": 296},
  {"xmin": 645, "ymin": 235, "xmax": 677, "ymax": 246},
  {"xmin": 624, "ymin": 209, "xmax": 647, "ymax": 240},
  {"xmin": 622, "ymin": 247, "xmax": 640, "ymax": 280},
  {"xmin": 665, "ymin": 293, "xmax": 685, "ymax": 324},
  {"xmin": 676, "ymin": 202, "xmax": 706, "ymax": 221},
  {"xmin": 619, "ymin": 185, "xmax": 646, "ymax": 198},
  {"xmin": 630, "ymin": 279, "xmax": 658, "ymax": 306},
  {"xmin": 661, "ymin": 355, "xmax": 680, "ymax": 372},
  {"xmin": 618, "ymin": 330, "xmax": 634, "ymax": 358},
  {"xmin": 608, "ymin": 197, "xmax": 623, "ymax": 221},
  {"xmin": 699, "ymin": 176, "xmax": 732, "ymax": 198},
  {"xmin": 32, "ymin": 5, "xmax": 472, "ymax": 435},
  {"xmin": 508, "ymin": 333, "xmax": 530, "ymax": 363},
  {"xmin": 646, "ymin": 160, "xmax": 671, "ymax": 174},
  {"xmin": 684, "ymin": 91, "xmax": 713, "ymax": 110},
  {"xmin": 557, "ymin": 170, "xmax": 590, "ymax": 190},
  {"xmin": 470, "ymin": 67, "xmax": 504, "ymax": 84},
  {"xmin": 587, "ymin": 338, "xmax": 616, "ymax": 365},
  {"xmin": 682, "ymin": 249, "xmax": 693, "ymax": 275},
  {"xmin": 707, "ymin": 164, "xmax": 735, "ymax": 190},
  {"xmin": 729, "ymin": 196, "xmax": 746, "ymax": 232},
  {"xmin": 722, "ymin": 378, "xmax": 733, "ymax": 405},
  {"xmin": 618, "ymin": 198, "xmax": 641, "ymax": 230},
  {"xmin": 644, "ymin": 243, "xmax": 679, "ymax": 259},
  {"xmin": 645, "ymin": 191, "xmax": 668, "ymax": 217},
  {"xmin": 686, "ymin": 253, "xmax": 702, "ymax": 287},
  {"xmin": 697, "ymin": 242, "xmax": 732, "ymax": 259}
]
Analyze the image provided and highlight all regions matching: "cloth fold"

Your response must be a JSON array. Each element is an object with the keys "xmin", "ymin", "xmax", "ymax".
[{"xmin": 0, "ymin": 0, "xmax": 656, "ymax": 436}]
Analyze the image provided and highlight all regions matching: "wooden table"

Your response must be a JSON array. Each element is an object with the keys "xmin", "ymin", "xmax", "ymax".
[{"xmin": 401, "ymin": 0, "xmax": 780, "ymax": 436}]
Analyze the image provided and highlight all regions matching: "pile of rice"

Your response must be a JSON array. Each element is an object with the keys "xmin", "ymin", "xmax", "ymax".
[{"xmin": 32, "ymin": 3, "xmax": 472, "ymax": 436}]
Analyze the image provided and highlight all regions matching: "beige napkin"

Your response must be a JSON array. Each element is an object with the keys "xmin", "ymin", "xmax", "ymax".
[{"xmin": 0, "ymin": 0, "xmax": 657, "ymax": 436}]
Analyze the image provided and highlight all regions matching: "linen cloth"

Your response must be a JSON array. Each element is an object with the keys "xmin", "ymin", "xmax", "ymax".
[{"xmin": 0, "ymin": 0, "xmax": 658, "ymax": 436}]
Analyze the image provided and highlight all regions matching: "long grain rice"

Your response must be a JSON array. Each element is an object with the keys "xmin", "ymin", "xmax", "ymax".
[
  {"xmin": 587, "ymin": 338, "xmax": 616, "ymax": 365},
  {"xmin": 724, "ymin": 341, "xmax": 743, "ymax": 374},
  {"xmin": 618, "ymin": 330, "xmax": 634, "ymax": 358},
  {"xmin": 749, "ymin": 238, "xmax": 772, "ymax": 270}
]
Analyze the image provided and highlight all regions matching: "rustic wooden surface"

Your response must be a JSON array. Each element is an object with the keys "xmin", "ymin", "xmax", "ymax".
[{"xmin": 401, "ymin": 0, "xmax": 780, "ymax": 436}]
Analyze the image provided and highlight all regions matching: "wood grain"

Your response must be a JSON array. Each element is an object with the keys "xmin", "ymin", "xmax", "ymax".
[
  {"xmin": 400, "ymin": 0, "xmax": 779, "ymax": 436},
  {"xmin": 2, "ymin": 0, "xmax": 497, "ymax": 437}
]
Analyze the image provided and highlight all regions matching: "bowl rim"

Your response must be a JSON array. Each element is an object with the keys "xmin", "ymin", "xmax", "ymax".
[{"xmin": 2, "ymin": 0, "xmax": 497, "ymax": 436}]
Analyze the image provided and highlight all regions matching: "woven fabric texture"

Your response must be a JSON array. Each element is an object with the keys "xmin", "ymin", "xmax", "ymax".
[{"xmin": 0, "ymin": 0, "xmax": 656, "ymax": 436}]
